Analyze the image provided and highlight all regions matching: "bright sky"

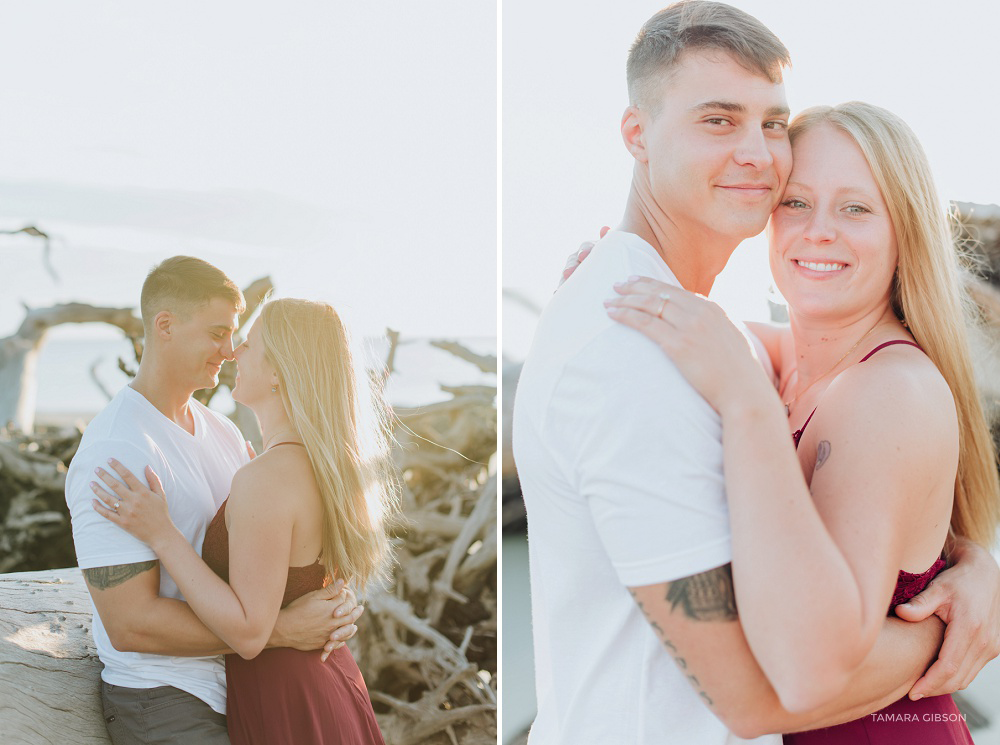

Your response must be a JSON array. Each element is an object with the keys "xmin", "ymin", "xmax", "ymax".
[
  {"xmin": 0, "ymin": 1, "xmax": 496, "ymax": 341},
  {"xmin": 503, "ymin": 0, "xmax": 1000, "ymax": 360}
]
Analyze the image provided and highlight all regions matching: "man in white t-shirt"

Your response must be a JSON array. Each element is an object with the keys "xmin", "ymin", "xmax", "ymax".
[
  {"xmin": 513, "ymin": 3, "xmax": 1000, "ymax": 743},
  {"xmin": 65, "ymin": 256, "xmax": 361, "ymax": 744}
]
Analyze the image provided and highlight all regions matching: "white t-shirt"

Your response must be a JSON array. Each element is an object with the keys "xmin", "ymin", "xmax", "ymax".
[
  {"xmin": 65, "ymin": 385, "xmax": 249, "ymax": 714},
  {"xmin": 513, "ymin": 230, "xmax": 778, "ymax": 745}
]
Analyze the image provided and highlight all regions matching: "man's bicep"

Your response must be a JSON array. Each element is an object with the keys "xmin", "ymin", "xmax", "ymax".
[
  {"xmin": 82, "ymin": 560, "xmax": 159, "ymax": 591},
  {"xmin": 83, "ymin": 560, "xmax": 160, "ymax": 647}
]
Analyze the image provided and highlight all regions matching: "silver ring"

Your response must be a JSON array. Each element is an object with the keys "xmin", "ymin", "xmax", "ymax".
[
  {"xmin": 657, "ymin": 292, "xmax": 670, "ymax": 319},
  {"xmin": 113, "ymin": 500, "xmax": 120, "ymax": 513}
]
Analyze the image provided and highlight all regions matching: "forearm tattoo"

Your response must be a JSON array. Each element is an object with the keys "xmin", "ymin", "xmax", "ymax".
[
  {"xmin": 83, "ymin": 561, "xmax": 157, "ymax": 590},
  {"xmin": 666, "ymin": 563, "xmax": 739, "ymax": 621},
  {"xmin": 629, "ymin": 585, "xmax": 718, "ymax": 708}
]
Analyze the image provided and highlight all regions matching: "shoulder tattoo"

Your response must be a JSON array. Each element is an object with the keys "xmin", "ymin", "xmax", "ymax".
[
  {"xmin": 666, "ymin": 563, "xmax": 738, "ymax": 621},
  {"xmin": 815, "ymin": 440, "xmax": 832, "ymax": 470},
  {"xmin": 83, "ymin": 561, "xmax": 158, "ymax": 590}
]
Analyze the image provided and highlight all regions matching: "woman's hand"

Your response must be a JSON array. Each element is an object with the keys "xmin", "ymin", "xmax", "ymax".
[
  {"xmin": 91, "ymin": 459, "xmax": 178, "ymax": 550},
  {"xmin": 558, "ymin": 226, "xmax": 610, "ymax": 288},
  {"xmin": 605, "ymin": 277, "xmax": 771, "ymax": 415}
]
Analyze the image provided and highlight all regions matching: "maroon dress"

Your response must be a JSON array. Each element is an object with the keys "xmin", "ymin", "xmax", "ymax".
[
  {"xmin": 202, "ymin": 497, "xmax": 385, "ymax": 745},
  {"xmin": 784, "ymin": 341, "xmax": 972, "ymax": 744}
]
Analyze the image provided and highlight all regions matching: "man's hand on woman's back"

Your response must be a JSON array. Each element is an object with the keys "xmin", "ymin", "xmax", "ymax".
[{"xmin": 895, "ymin": 536, "xmax": 1000, "ymax": 698}]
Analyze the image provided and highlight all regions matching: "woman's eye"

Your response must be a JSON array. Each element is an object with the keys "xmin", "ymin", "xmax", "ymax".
[
  {"xmin": 846, "ymin": 204, "xmax": 871, "ymax": 214},
  {"xmin": 781, "ymin": 199, "xmax": 807, "ymax": 209}
]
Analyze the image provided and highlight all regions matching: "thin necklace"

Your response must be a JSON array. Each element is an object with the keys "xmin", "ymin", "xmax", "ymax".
[{"xmin": 783, "ymin": 320, "xmax": 884, "ymax": 417}]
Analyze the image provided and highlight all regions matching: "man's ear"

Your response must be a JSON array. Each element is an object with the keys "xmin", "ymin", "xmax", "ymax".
[
  {"xmin": 152, "ymin": 310, "xmax": 173, "ymax": 340},
  {"xmin": 621, "ymin": 105, "xmax": 648, "ymax": 164}
]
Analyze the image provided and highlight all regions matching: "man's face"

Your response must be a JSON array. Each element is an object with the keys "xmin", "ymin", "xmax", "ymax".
[
  {"xmin": 633, "ymin": 49, "xmax": 792, "ymax": 242},
  {"xmin": 165, "ymin": 296, "xmax": 239, "ymax": 392}
]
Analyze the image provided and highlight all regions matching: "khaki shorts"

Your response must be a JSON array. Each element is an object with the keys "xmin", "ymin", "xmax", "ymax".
[{"xmin": 101, "ymin": 681, "xmax": 229, "ymax": 745}]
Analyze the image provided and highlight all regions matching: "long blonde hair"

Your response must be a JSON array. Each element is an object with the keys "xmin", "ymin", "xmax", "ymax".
[
  {"xmin": 260, "ymin": 298, "xmax": 399, "ymax": 588},
  {"xmin": 790, "ymin": 103, "xmax": 1000, "ymax": 548}
]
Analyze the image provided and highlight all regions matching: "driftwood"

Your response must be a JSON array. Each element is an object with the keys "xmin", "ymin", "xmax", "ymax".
[
  {"xmin": 0, "ymin": 225, "xmax": 58, "ymax": 281},
  {"xmin": 428, "ymin": 341, "xmax": 497, "ymax": 375},
  {"xmin": 0, "ymin": 304, "xmax": 143, "ymax": 434},
  {"xmin": 0, "ymin": 568, "xmax": 109, "ymax": 745},
  {"xmin": 0, "ymin": 336, "xmax": 496, "ymax": 744},
  {"xmin": 357, "ymin": 346, "xmax": 497, "ymax": 744}
]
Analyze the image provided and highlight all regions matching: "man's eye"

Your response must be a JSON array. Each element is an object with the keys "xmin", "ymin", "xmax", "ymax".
[{"xmin": 764, "ymin": 120, "xmax": 788, "ymax": 131}]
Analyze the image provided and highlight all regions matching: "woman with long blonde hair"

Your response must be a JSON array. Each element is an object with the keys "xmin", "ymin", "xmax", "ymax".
[
  {"xmin": 604, "ymin": 102, "xmax": 999, "ymax": 742},
  {"xmin": 92, "ymin": 297, "xmax": 399, "ymax": 745}
]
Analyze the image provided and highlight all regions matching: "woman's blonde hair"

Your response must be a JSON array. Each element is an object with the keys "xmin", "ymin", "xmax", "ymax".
[
  {"xmin": 260, "ymin": 298, "xmax": 399, "ymax": 588},
  {"xmin": 790, "ymin": 102, "xmax": 1000, "ymax": 547}
]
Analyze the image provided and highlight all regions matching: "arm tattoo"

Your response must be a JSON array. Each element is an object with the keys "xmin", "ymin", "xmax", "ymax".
[
  {"xmin": 815, "ymin": 440, "xmax": 831, "ymax": 470},
  {"xmin": 629, "ymin": 588, "xmax": 716, "ymax": 708},
  {"xmin": 83, "ymin": 561, "xmax": 157, "ymax": 590},
  {"xmin": 666, "ymin": 563, "xmax": 738, "ymax": 621}
]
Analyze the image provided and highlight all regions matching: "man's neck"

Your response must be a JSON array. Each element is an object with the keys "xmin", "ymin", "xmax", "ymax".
[
  {"xmin": 620, "ymin": 184, "xmax": 739, "ymax": 296},
  {"xmin": 129, "ymin": 364, "xmax": 197, "ymax": 431}
]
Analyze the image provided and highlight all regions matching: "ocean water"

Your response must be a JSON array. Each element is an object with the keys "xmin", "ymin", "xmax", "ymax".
[{"xmin": 34, "ymin": 335, "xmax": 496, "ymax": 422}]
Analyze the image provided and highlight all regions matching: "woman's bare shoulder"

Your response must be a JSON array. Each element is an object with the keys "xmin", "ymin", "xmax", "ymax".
[
  {"xmin": 229, "ymin": 446, "xmax": 319, "ymax": 514},
  {"xmin": 820, "ymin": 342, "xmax": 956, "ymax": 439}
]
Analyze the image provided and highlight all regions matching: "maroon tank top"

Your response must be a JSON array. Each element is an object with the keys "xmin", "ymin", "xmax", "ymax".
[
  {"xmin": 200, "ymin": 442, "xmax": 386, "ymax": 745},
  {"xmin": 202, "ymin": 443, "xmax": 328, "ymax": 606},
  {"xmin": 784, "ymin": 340, "xmax": 970, "ymax": 744},
  {"xmin": 202, "ymin": 498, "xmax": 328, "ymax": 607}
]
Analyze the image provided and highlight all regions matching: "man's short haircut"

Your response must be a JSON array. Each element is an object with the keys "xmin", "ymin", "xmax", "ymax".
[
  {"xmin": 627, "ymin": 1, "xmax": 791, "ymax": 111},
  {"xmin": 140, "ymin": 256, "xmax": 246, "ymax": 330}
]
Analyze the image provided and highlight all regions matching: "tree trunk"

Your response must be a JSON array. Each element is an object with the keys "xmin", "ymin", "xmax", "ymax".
[{"xmin": 0, "ymin": 567, "xmax": 110, "ymax": 744}]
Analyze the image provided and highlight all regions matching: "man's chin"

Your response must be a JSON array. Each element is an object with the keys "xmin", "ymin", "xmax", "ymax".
[
  {"xmin": 194, "ymin": 374, "xmax": 220, "ymax": 392},
  {"xmin": 735, "ymin": 207, "xmax": 774, "ymax": 236}
]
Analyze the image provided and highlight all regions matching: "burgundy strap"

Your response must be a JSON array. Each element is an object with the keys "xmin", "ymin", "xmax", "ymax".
[
  {"xmin": 859, "ymin": 339, "xmax": 922, "ymax": 363},
  {"xmin": 792, "ymin": 408, "xmax": 817, "ymax": 449},
  {"xmin": 792, "ymin": 340, "xmax": 921, "ymax": 449}
]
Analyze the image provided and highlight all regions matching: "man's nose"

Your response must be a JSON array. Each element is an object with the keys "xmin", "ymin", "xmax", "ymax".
[
  {"xmin": 221, "ymin": 337, "xmax": 236, "ymax": 361},
  {"xmin": 733, "ymin": 126, "xmax": 775, "ymax": 170}
]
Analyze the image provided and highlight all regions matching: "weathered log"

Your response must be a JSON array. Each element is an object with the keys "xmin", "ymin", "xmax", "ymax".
[{"xmin": 0, "ymin": 567, "xmax": 110, "ymax": 745}]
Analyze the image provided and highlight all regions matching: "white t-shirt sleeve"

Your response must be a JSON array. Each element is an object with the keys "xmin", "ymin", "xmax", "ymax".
[
  {"xmin": 66, "ymin": 439, "xmax": 167, "ymax": 569},
  {"xmin": 552, "ymin": 326, "xmax": 732, "ymax": 587}
]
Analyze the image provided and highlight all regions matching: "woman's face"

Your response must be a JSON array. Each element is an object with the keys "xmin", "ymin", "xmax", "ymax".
[
  {"xmin": 231, "ymin": 319, "xmax": 277, "ymax": 406},
  {"xmin": 768, "ymin": 122, "xmax": 898, "ymax": 323}
]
